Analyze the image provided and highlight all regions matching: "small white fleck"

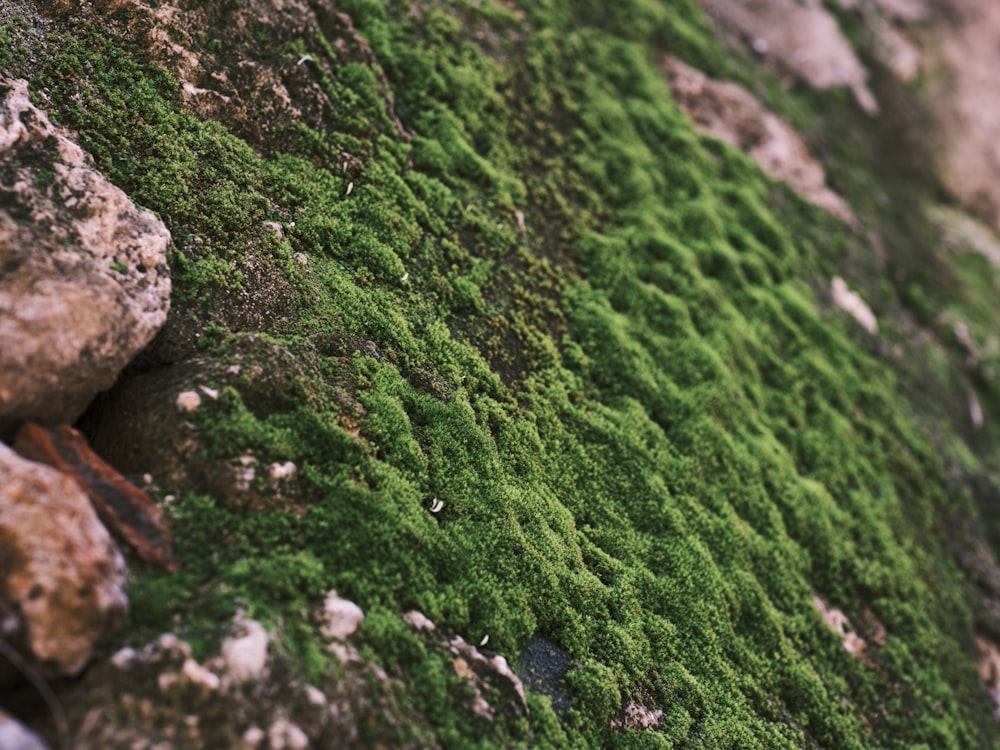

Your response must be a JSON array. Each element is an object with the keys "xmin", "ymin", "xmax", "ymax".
[
  {"xmin": 480, "ymin": 634, "xmax": 489, "ymax": 646},
  {"xmin": 430, "ymin": 498, "xmax": 444, "ymax": 514},
  {"xmin": 199, "ymin": 385, "xmax": 219, "ymax": 400},
  {"xmin": 401, "ymin": 272, "xmax": 409, "ymax": 282},
  {"xmin": 111, "ymin": 646, "xmax": 138, "ymax": 670},
  {"xmin": 142, "ymin": 473, "xmax": 153, "ymax": 485},
  {"xmin": 296, "ymin": 55, "xmax": 313, "ymax": 66},
  {"xmin": 346, "ymin": 181, "xmax": 354, "ymax": 195}
]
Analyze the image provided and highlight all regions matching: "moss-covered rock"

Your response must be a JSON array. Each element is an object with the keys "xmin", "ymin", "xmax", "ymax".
[{"xmin": 6, "ymin": 0, "xmax": 1000, "ymax": 747}]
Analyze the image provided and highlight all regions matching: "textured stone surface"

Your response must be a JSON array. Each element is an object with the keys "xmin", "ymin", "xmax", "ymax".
[
  {"xmin": 0, "ymin": 443, "xmax": 127, "ymax": 677},
  {"xmin": 13, "ymin": 423, "xmax": 176, "ymax": 570},
  {"xmin": 703, "ymin": 0, "xmax": 877, "ymax": 113},
  {"xmin": 321, "ymin": 591, "xmax": 365, "ymax": 642},
  {"xmin": 0, "ymin": 78, "xmax": 170, "ymax": 434},
  {"xmin": 218, "ymin": 619, "xmax": 270, "ymax": 688},
  {"xmin": 0, "ymin": 711, "xmax": 52, "ymax": 750},
  {"xmin": 665, "ymin": 57, "xmax": 857, "ymax": 225},
  {"xmin": 924, "ymin": 2, "xmax": 1000, "ymax": 229}
]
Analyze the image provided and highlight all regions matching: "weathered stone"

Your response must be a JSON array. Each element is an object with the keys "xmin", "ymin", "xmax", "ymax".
[
  {"xmin": 813, "ymin": 594, "xmax": 868, "ymax": 659},
  {"xmin": 13, "ymin": 423, "xmax": 176, "ymax": 570},
  {"xmin": 924, "ymin": 3, "xmax": 1000, "ymax": 229},
  {"xmin": 0, "ymin": 711, "xmax": 52, "ymax": 750},
  {"xmin": 664, "ymin": 57, "xmax": 857, "ymax": 225},
  {"xmin": 219, "ymin": 619, "xmax": 270, "ymax": 688},
  {"xmin": 610, "ymin": 702, "xmax": 665, "ymax": 731},
  {"xmin": 976, "ymin": 636, "xmax": 1000, "ymax": 719},
  {"xmin": 831, "ymin": 277, "xmax": 879, "ymax": 335},
  {"xmin": 0, "ymin": 444, "xmax": 127, "ymax": 678},
  {"xmin": 703, "ymin": 0, "xmax": 877, "ymax": 113},
  {"xmin": 516, "ymin": 635, "xmax": 573, "ymax": 713},
  {"xmin": 268, "ymin": 716, "xmax": 309, "ymax": 750},
  {"xmin": 321, "ymin": 591, "xmax": 365, "ymax": 642},
  {"xmin": 445, "ymin": 635, "xmax": 528, "ymax": 719},
  {"xmin": 403, "ymin": 610, "xmax": 437, "ymax": 633},
  {"xmin": 0, "ymin": 78, "xmax": 171, "ymax": 434}
]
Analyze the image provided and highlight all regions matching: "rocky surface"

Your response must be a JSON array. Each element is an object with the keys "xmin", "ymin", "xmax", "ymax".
[
  {"xmin": 13, "ymin": 423, "xmax": 176, "ymax": 570},
  {"xmin": 0, "ymin": 78, "xmax": 170, "ymax": 434},
  {"xmin": 402, "ymin": 611, "xmax": 528, "ymax": 722},
  {"xmin": 0, "ymin": 443, "xmax": 127, "ymax": 679},
  {"xmin": 664, "ymin": 56, "xmax": 857, "ymax": 225},
  {"xmin": 812, "ymin": 594, "xmax": 870, "ymax": 660},
  {"xmin": 5, "ymin": 0, "xmax": 1000, "ymax": 746},
  {"xmin": 57, "ymin": 611, "xmax": 437, "ymax": 749},
  {"xmin": 0, "ymin": 711, "xmax": 51, "ymax": 750},
  {"xmin": 923, "ymin": 2, "xmax": 1000, "ymax": 228},
  {"xmin": 703, "ymin": 0, "xmax": 878, "ymax": 112},
  {"xmin": 79, "ymin": 334, "xmax": 351, "ymax": 513}
]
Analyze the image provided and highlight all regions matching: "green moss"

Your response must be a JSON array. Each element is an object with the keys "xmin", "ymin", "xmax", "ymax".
[{"xmin": 28, "ymin": 0, "xmax": 1000, "ymax": 746}]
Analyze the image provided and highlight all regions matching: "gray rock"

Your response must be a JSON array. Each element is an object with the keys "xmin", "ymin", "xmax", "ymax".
[
  {"xmin": 0, "ymin": 711, "xmax": 52, "ymax": 750},
  {"xmin": 517, "ymin": 635, "xmax": 573, "ymax": 713},
  {"xmin": 0, "ymin": 78, "xmax": 170, "ymax": 434}
]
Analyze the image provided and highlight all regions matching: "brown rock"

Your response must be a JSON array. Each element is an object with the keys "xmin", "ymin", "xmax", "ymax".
[
  {"xmin": 703, "ymin": 0, "xmax": 878, "ymax": 113},
  {"xmin": 0, "ymin": 443, "xmax": 127, "ymax": 678},
  {"xmin": 445, "ymin": 635, "xmax": 528, "ymax": 720},
  {"xmin": 13, "ymin": 423, "xmax": 176, "ymax": 571},
  {"xmin": 0, "ymin": 78, "xmax": 171, "ymax": 435},
  {"xmin": 664, "ymin": 57, "xmax": 857, "ymax": 225},
  {"xmin": 923, "ymin": 3, "xmax": 1000, "ymax": 229}
]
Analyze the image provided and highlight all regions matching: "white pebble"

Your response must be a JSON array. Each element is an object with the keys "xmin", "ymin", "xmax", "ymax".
[
  {"xmin": 403, "ymin": 610, "xmax": 436, "ymax": 632},
  {"xmin": 268, "ymin": 717, "xmax": 309, "ymax": 750},
  {"xmin": 175, "ymin": 390, "xmax": 202, "ymax": 412},
  {"xmin": 321, "ymin": 591, "xmax": 365, "ymax": 641},
  {"xmin": 221, "ymin": 620, "xmax": 269, "ymax": 686},
  {"xmin": 305, "ymin": 684, "xmax": 328, "ymax": 706},
  {"xmin": 111, "ymin": 647, "xmax": 137, "ymax": 670},
  {"xmin": 182, "ymin": 658, "xmax": 221, "ymax": 691},
  {"xmin": 268, "ymin": 461, "xmax": 297, "ymax": 481},
  {"xmin": 241, "ymin": 726, "xmax": 265, "ymax": 750},
  {"xmin": 831, "ymin": 277, "xmax": 878, "ymax": 335}
]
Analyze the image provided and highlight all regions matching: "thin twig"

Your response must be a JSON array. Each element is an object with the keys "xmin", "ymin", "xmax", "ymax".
[{"xmin": 0, "ymin": 637, "xmax": 71, "ymax": 750}]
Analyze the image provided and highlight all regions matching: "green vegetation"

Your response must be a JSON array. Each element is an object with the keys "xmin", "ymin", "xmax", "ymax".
[{"xmin": 28, "ymin": 0, "xmax": 1000, "ymax": 746}]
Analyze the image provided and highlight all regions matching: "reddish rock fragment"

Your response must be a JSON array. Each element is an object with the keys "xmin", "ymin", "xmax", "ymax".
[
  {"xmin": 0, "ymin": 444, "xmax": 127, "ymax": 678},
  {"xmin": 14, "ymin": 423, "xmax": 177, "ymax": 571}
]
